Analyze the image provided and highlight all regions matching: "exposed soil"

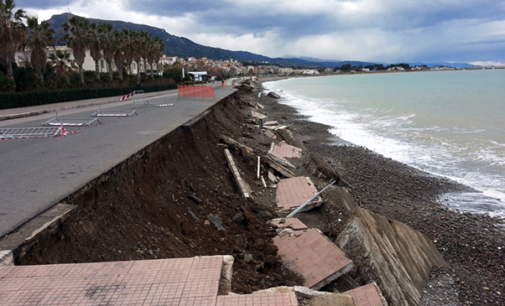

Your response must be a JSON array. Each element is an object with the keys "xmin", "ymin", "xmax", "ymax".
[
  {"xmin": 19, "ymin": 80, "xmax": 504, "ymax": 305},
  {"xmin": 18, "ymin": 91, "xmax": 303, "ymax": 293}
]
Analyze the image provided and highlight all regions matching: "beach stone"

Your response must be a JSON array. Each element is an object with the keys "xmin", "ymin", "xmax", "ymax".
[{"xmin": 267, "ymin": 92, "xmax": 281, "ymax": 99}]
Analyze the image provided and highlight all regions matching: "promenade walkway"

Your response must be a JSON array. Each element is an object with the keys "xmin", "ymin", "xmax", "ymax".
[
  {"xmin": 0, "ymin": 256, "xmax": 298, "ymax": 306},
  {"xmin": 0, "ymin": 83, "xmax": 234, "ymax": 239}
]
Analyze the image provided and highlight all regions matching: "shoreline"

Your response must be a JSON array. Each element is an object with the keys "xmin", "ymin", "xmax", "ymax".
[
  {"xmin": 260, "ymin": 74, "xmax": 505, "ymax": 220},
  {"xmin": 254, "ymin": 79, "xmax": 505, "ymax": 305}
]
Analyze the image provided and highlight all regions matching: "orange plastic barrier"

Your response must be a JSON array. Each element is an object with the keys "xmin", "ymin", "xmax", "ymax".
[{"xmin": 177, "ymin": 85, "xmax": 216, "ymax": 98}]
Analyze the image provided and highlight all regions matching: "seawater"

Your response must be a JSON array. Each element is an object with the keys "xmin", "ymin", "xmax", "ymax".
[{"xmin": 263, "ymin": 70, "xmax": 505, "ymax": 218}]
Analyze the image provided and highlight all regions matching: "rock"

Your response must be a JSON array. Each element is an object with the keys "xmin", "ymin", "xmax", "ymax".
[
  {"xmin": 303, "ymin": 152, "xmax": 352, "ymax": 188},
  {"xmin": 253, "ymin": 238, "xmax": 265, "ymax": 250},
  {"xmin": 244, "ymin": 253, "xmax": 253, "ymax": 263},
  {"xmin": 187, "ymin": 194, "xmax": 203, "ymax": 204},
  {"xmin": 264, "ymin": 255, "xmax": 277, "ymax": 264},
  {"xmin": 276, "ymin": 129, "xmax": 305, "ymax": 150},
  {"xmin": 267, "ymin": 92, "xmax": 281, "ymax": 99},
  {"xmin": 336, "ymin": 208, "xmax": 447, "ymax": 306},
  {"xmin": 231, "ymin": 212, "xmax": 245, "ymax": 224}
]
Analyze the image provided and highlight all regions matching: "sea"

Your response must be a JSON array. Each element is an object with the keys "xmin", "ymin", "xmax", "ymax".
[{"xmin": 263, "ymin": 69, "xmax": 505, "ymax": 218}]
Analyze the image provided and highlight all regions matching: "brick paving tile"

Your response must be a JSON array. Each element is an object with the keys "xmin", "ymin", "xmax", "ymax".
[
  {"xmin": 270, "ymin": 142, "xmax": 302, "ymax": 159},
  {"xmin": 270, "ymin": 218, "xmax": 308, "ymax": 230},
  {"xmin": 344, "ymin": 283, "xmax": 386, "ymax": 306},
  {"xmin": 276, "ymin": 177, "xmax": 318, "ymax": 210},
  {"xmin": 216, "ymin": 292, "xmax": 298, "ymax": 306},
  {"xmin": 273, "ymin": 229, "xmax": 353, "ymax": 289},
  {"xmin": 0, "ymin": 256, "xmax": 224, "ymax": 306}
]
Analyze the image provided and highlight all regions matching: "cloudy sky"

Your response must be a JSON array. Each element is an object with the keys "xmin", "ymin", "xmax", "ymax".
[{"xmin": 17, "ymin": 0, "xmax": 505, "ymax": 65}]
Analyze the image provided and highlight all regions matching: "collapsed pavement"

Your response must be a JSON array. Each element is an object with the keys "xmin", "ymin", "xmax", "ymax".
[{"xmin": 1, "ymin": 79, "xmax": 457, "ymax": 305}]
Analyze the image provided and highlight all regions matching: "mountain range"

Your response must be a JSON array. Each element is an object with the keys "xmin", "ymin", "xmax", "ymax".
[{"xmin": 46, "ymin": 13, "xmax": 475, "ymax": 69}]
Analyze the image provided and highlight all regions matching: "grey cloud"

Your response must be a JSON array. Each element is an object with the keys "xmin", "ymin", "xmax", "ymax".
[{"xmin": 16, "ymin": 0, "xmax": 69, "ymax": 9}]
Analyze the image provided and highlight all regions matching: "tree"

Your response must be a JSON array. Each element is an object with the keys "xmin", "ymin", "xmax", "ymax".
[
  {"xmin": 121, "ymin": 29, "xmax": 135, "ymax": 77},
  {"xmin": 0, "ymin": 0, "xmax": 27, "ymax": 81},
  {"xmin": 341, "ymin": 64, "xmax": 352, "ymax": 72},
  {"xmin": 112, "ymin": 30, "xmax": 126, "ymax": 80},
  {"xmin": 25, "ymin": 16, "xmax": 55, "ymax": 81},
  {"xmin": 87, "ymin": 21, "xmax": 102, "ymax": 80},
  {"xmin": 146, "ymin": 36, "xmax": 164, "ymax": 77},
  {"xmin": 100, "ymin": 23, "xmax": 115, "ymax": 80},
  {"xmin": 48, "ymin": 49, "xmax": 77, "ymax": 82},
  {"xmin": 62, "ymin": 15, "xmax": 89, "ymax": 84}
]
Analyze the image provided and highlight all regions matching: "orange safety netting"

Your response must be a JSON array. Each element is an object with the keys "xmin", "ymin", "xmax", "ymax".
[{"xmin": 177, "ymin": 85, "xmax": 216, "ymax": 98}]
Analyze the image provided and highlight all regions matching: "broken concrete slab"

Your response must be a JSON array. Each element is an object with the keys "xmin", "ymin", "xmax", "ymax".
[
  {"xmin": 0, "ymin": 203, "xmax": 77, "ymax": 263},
  {"xmin": 224, "ymin": 149, "xmax": 251, "ymax": 198},
  {"xmin": 254, "ymin": 286, "xmax": 355, "ymax": 306},
  {"xmin": 336, "ymin": 208, "xmax": 447, "ymax": 306},
  {"xmin": 264, "ymin": 156, "xmax": 294, "ymax": 178},
  {"xmin": 264, "ymin": 130, "xmax": 277, "ymax": 139},
  {"xmin": 267, "ymin": 170, "xmax": 279, "ymax": 183},
  {"xmin": 251, "ymin": 110, "xmax": 267, "ymax": 119},
  {"xmin": 276, "ymin": 129, "xmax": 305, "ymax": 151},
  {"xmin": 303, "ymin": 153, "xmax": 352, "ymax": 188},
  {"xmin": 343, "ymin": 283, "xmax": 388, "ymax": 306},
  {"xmin": 219, "ymin": 255, "xmax": 234, "ymax": 295},
  {"xmin": 264, "ymin": 120, "xmax": 279, "ymax": 126},
  {"xmin": 220, "ymin": 135, "xmax": 254, "ymax": 155},
  {"xmin": 269, "ymin": 141, "xmax": 302, "ymax": 159},
  {"xmin": 273, "ymin": 227, "xmax": 353, "ymax": 290},
  {"xmin": 217, "ymin": 292, "xmax": 299, "ymax": 306},
  {"xmin": 269, "ymin": 218, "xmax": 309, "ymax": 231},
  {"xmin": 318, "ymin": 185, "xmax": 358, "ymax": 237},
  {"xmin": 0, "ymin": 250, "xmax": 13, "ymax": 266},
  {"xmin": 275, "ymin": 177, "xmax": 323, "ymax": 213}
]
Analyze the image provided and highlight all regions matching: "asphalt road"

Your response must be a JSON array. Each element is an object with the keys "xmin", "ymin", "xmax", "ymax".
[{"xmin": 0, "ymin": 83, "xmax": 236, "ymax": 239}]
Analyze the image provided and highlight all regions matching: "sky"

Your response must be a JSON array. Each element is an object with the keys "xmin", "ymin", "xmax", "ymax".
[{"xmin": 16, "ymin": 0, "xmax": 505, "ymax": 66}]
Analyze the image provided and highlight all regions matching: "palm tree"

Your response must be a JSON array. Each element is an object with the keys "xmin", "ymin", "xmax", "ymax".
[
  {"xmin": 62, "ymin": 15, "xmax": 89, "ymax": 84},
  {"xmin": 87, "ymin": 21, "xmax": 102, "ymax": 80},
  {"xmin": 112, "ymin": 30, "xmax": 126, "ymax": 80},
  {"xmin": 132, "ymin": 31, "xmax": 148, "ymax": 85},
  {"xmin": 138, "ymin": 30, "xmax": 150, "ymax": 76},
  {"xmin": 0, "ymin": 0, "xmax": 27, "ymax": 81},
  {"xmin": 25, "ymin": 16, "xmax": 55, "ymax": 81},
  {"xmin": 121, "ymin": 29, "xmax": 135, "ymax": 77},
  {"xmin": 147, "ymin": 36, "xmax": 164, "ymax": 78},
  {"xmin": 100, "ymin": 23, "xmax": 115, "ymax": 80},
  {"xmin": 48, "ymin": 49, "xmax": 77, "ymax": 81}
]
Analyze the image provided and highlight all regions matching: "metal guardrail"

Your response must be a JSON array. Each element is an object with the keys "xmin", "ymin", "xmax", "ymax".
[
  {"xmin": 0, "ymin": 127, "xmax": 64, "ymax": 140},
  {"xmin": 92, "ymin": 109, "xmax": 137, "ymax": 117},
  {"xmin": 42, "ymin": 117, "xmax": 101, "ymax": 126}
]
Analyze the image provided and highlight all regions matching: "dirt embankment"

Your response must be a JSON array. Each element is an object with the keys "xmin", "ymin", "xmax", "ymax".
[{"xmin": 17, "ymin": 92, "xmax": 303, "ymax": 293}]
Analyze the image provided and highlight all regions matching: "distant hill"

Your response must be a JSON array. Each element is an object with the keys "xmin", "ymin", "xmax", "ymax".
[{"xmin": 45, "ymin": 13, "xmax": 376, "ymax": 69}]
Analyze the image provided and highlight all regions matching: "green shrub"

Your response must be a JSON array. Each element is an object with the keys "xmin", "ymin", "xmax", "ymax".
[
  {"xmin": 0, "ymin": 72, "xmax": 15, "ymax": 92},
  {"xmin": 0, "ymin": 83, "xmax": 177, "ymax": 109}
]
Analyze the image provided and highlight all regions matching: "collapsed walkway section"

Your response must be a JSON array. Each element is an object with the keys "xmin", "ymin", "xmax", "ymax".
[
  {"xmin": 336, "ymin": 208, "xmax": 447, "ymax": 306},
  {"xmin": 0, "ymin": 255, "xmax": 300, "ymax": 306},
  {"xmin": 275, "ymin": 177, "xmax": 323, "ymax": 213},
  {"xmin": 271, "ymin": 218, "xmax": 353, "ymax": 290}
]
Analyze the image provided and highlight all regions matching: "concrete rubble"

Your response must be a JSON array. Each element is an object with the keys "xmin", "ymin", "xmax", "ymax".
[
  {"xmin": 269, "ymin": 141, "xmax": 303, "ymax": 160},
  {"xmin": 1, "ymin": 78, "xmax": 456, "ymax": 305},
  {"xmin": 344, "ymin": 283, "xmax": 389, "ymax": 306},
  {"xmin": 336, "ymin": 207, "xmax": 447, "ymax": 306},
  {"xmin": 275, "ymin": 177, "xmax": 323, "ymax": 213},
  {"xmin": 271, "ymin": 218, "xmax": 354, "ymax": 290}
]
